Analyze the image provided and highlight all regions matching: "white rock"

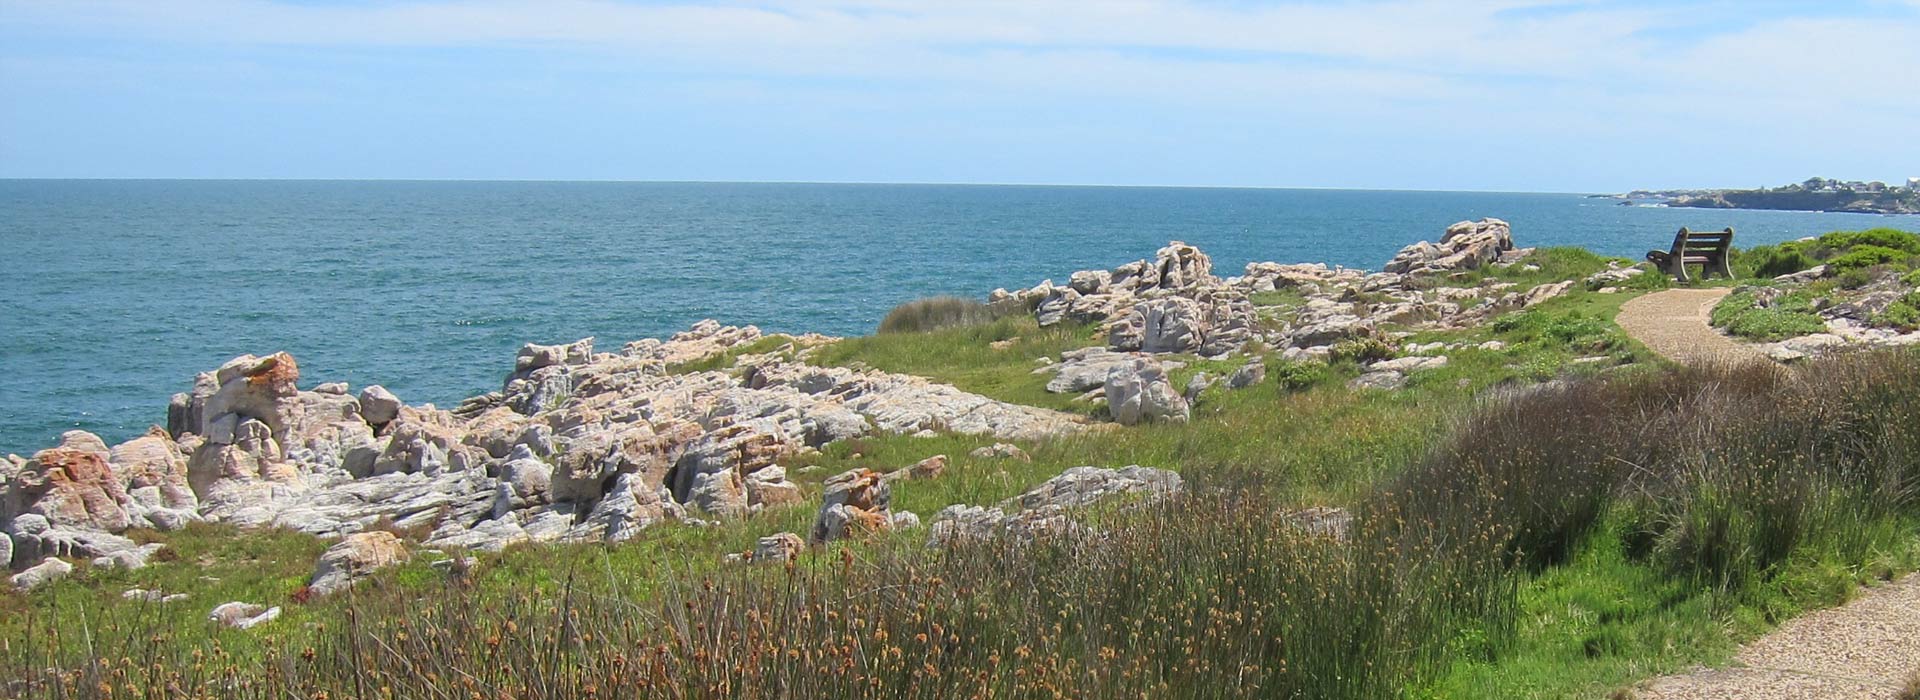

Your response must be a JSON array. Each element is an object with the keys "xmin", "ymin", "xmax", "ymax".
[
  {"xmin": 1104, "ymin": 358, "xmax": 1189, "ymax": 425},
  {"xmin": 11, "ymin": 557, "xmax": 73, "ymax": 591},
  {"xmin": 209, "ymin": 602, "xmax": 282, "ymax": 629},
  {"xmin": 357, "ymin": 385, "xmax": 403, "ymax": 426}
]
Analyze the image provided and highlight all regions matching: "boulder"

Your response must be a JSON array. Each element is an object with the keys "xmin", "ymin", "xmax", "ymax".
[
  {"xmin": 1383, "ymin": 218, "xmax": 1515, "ymax": 274},
  {"xmin": 577, "ymin": 472, "xmax": 683, "ymax": 542},
  {"xmin": 929, "ymin": 466, "xmax": 1183, "ymax": 547},
  {"xmin": 93, "ymin": 542, "xmax": 167, "ymax": 570},
  {"xmin": 688, "ymin": 469, "xmax": 748, "ymax": 516},
  {"xmin": 969, "ymin": 443, "xmax": 1032, "ymax": 462},
  {"xmin": 109, "ymin": 428, "xmax": 197, "ymax": 511},
  {"xmin": 0, "ymin": 532, "xmax": 11, "ymax": 569},
  {"xmin": 309, "ymin": 531, "xmax": 409, "ymax": 596},
  {"xmin": 11, "ymin": 557, "xmax": 72, "ymax": 591},
  {"xmin": 492, "ymin": 450, "xmax": 553, "ymax": 518},
  {"xmin": 197, "ymin": 353, "xmax": 306, "ymax": 446},
  {"xmin": 744, "ymin": 466, "xmax": 804, "ymax": 507},
  {"xmin": 1006, "ymin": 466, "xmax": 1184, "ymax": 511},
  {"xmin": 1227, "ymin": 361, "xmax": 1267, "ymax": 389},
  {"xmin": 1111, "ymin": 297, "xmax": 1209, "ymax": 354},
  {"xmin": 8, "ymin": 446, "xmax": 132, "ymax": 532},
  {"xmin": 1043, "ymin": 348, "xmax": 1148, "ymax": 394},
  {"xmin": 1104, "ymin": 359, "xmax": 1189, "ymax": 425},
  {"xmin": 809, "ymin": 468, "xmax": 892, "ymax": 543},
  {"xmin": 907, "ymin": 454, "xmax": 948, "ymax": 480},
  {"xmin": 209, "ymin": 602, "xmax": 282, "ymax": 629},
  {"xmin": 752, "ymin": 532, "xmax": 804, "ymax": 563},
  {"xmin": 357, "ymin": 385, "xmax": 403, "ymax": 426},
  {"xmin": 6, "ymin": 513, "xmax": 137, "ymax": 563}
]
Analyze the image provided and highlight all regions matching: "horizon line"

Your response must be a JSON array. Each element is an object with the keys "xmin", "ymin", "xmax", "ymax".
[{"xmin": 0, "ymin": 176, "xmax": 1611, "ymax": 196}]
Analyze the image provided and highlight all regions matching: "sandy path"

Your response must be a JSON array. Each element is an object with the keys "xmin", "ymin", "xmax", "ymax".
[
  {"xmin": 1614, "ymin": 288, "xmax": 1764, "ymax": 364},
  {"xmin": 1631, "ymin": 575, "xmax": 1920, "ymax": 699}
]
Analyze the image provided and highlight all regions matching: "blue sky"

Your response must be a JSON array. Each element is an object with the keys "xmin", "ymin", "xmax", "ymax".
[{"xmin": 1, "ymin": 0, "xmax": 1916, "ymax": 191}]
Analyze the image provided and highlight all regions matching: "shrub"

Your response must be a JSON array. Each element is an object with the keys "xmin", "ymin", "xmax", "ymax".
[
  {"xmin": 1494, "ymin": 309, "xmax": 1625, "ymax": 353},
  {"xmin": 1710, "ymin": 290, "xmax": 1827, "ymax": 341},
  {"xmin": 1826, "ymin": 244, "xmax": 1910, "ymax": 273},
  {"xmin": 877, "ymin": 295, "xmax": 1003, "ymax": 334},
  {"xmin": 1874, "ymin": 291, "xmax": 1920, "ymax": 332},
  {"xmin": 1736, "ymin": 244, "xmax": 1818, "ymax": 279},
  {"xmin": 1816, "ymin": 228, "xmax": 1920, "ymax": 255},
  {"xmin": 1267, "ymin": 359, "xmax": 1331, "ymax": 390},
  {"xmin": 1330, "ymin": 336, "xmax": 1397, "ymax": 364}
]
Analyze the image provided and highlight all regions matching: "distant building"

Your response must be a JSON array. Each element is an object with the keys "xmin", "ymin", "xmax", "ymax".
[{"xmin": 1909, "ymin": 177, "xmax": 1920, "ymax": 191}]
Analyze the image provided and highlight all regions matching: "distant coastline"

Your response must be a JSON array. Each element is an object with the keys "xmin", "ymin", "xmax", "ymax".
[{"xmin": 1594, "ymin": 177, "xmax": 1920, "ymax": 215}]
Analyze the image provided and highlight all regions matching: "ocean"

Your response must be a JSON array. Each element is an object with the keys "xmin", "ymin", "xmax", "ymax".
[{"xmin": 3, "ymin": 180, "xmax": 1913, "ymax": 455}]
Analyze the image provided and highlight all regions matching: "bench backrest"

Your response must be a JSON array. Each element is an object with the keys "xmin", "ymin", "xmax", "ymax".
[{"xmin": 1667, "ymin": 227, "xmax": 1733, "ymax": 257}]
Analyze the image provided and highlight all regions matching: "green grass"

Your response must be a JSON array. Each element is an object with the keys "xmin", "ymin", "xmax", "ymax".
[
  {"xmin": 807, "ymin": 315, "xmax": 1103, "ymax": 413},
  {"xmin": 1710, "ymin": 288, "xmax": 1828, "ymax": 341}
]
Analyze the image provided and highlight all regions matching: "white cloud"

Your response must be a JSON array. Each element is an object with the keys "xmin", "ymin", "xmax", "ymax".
[{"xmin": 3, "ymin": 0, "xmax": 1916, "ymax": 185}]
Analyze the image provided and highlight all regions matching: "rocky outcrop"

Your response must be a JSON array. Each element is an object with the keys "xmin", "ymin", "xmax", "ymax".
[
  {"xmin": 809, "ymin": 468, "xmax": 893, "ymax": 543},
  {"xmin": 209, "ymin": 602, "xmax": 281, "ymax": 629},
  {"xmin": 7, "ymin": 443, "xmax": 133, "ymax": 533},
  {"xmin": 928, "ymin": 466, "xmax": 1182, "ymax": 547},
  {"xmin": 309, "ymin": 530, "xmax": 409, "ymax": 596},
  {"xmin": 1104, "ymin": 359, "xmax": 1189, "ymax": 425},
  {"xmin": 752, "ymin": 532, "xmax": 804, "ymax": 563},
  {"xmin": 1383, "ymin": 218, "xmax": 1520, "ymax": 274},
  {"xmin": 1, "ymin": 316, "xmax": 1099, "ymax": 557},
  {"xmin": 11, "ymin": 557, "xmax": 72, "ymax": 591}
]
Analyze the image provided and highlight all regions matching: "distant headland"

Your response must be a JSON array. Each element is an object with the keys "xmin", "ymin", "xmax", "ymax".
[{"xmin": 1597, "ymin": 177, "xmax": 1920, "ymax": 215}]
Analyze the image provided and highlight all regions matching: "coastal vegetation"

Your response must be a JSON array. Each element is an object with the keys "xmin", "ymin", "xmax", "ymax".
[
  {"xmin": 1714, "ymin": 227, "xmax": 1920, "ymax": 342},
  {"xmin": 8, "ymin": 225, "xmax": 1920, "ymax": 699}
]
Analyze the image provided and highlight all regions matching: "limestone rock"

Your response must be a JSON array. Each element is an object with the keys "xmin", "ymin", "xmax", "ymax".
[
  {"xmin": 810, "ymin": 468, "xmax": 892, "ymax": 543},
  {"xmin": 357, "ymin": 385, "xmax": 403, "ymax": 426},
  {"xmin": 93, "ymin": 542, "xmax": 167, "ymax": 570},
  {"xmin": 1227, "ymin": 361, "xmax": 1266, "ymax": 389},
  {"xmin": 309, "ymin": 531, "xmax": 409, "ymax": 596},
  {"xmin": 928, "ymin": 466, "xmax": 1183, "ymax": 547},
  {"xmin": 744, "ymin": 466, "xmax": 804, "ymax": 508},
  {"xmin": 1006, "ymin": 466, "xmax": 1184, "ymax": 511},
  {"xmin": 209, "ymin": 602, "xmax": 281, "ymax": 629},
  {"xmin": 752, "ymin": 532, "xmax": 804, "ymax": 563},
  {"xmin": 493, "ymin": 450, "xmax": 553, "ymax": 518},
  {"xmin": 688, "ymin": 469, "xmax": 748, "ymax": 516},
  {"xmin": 576, "ymin": 472, "xmax": 683, "ymax": 542},
  {"xmin": 1104, "ymin": 359, "xmax": 1189, "ymax": 425},
  {"xmin": 1383, "ymin": 218, "xmax": 1515, "ymax": 274},
  {"xmin": 110, "ymin": 427, "xmax": 197, "ymax": 512},
  {"xmin": 1043, "ymin": 348, "xmax": 1148, "ymax": 394},
  {"xmin": 969, "ymin": 443, "xmax": 1032, "ymax": 462},
  {"xmin": 8, "ymin": 446, "xmax": 132, "ymax": 532},
  {"xmin": 11, "ymin": 557, "xmax": 72, "ymax": 591}
]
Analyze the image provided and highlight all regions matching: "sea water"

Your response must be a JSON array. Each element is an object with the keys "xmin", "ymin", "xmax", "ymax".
[{"xmin": 3, "ymin": 180, "xmax": 1911, "ymax": 453}]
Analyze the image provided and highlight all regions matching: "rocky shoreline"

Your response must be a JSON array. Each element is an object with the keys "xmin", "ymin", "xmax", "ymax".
[{"xmin": 9, "ymin": 216, "xmax": 1907, "ymax": 602}]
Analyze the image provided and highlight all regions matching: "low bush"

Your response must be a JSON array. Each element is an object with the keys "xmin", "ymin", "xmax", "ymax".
[
  {"xmin": 1710, "ymin": 289, "xmax": 1827, "ymax": 341},
  {"xmin": 1817, "ymin": 228, "xmax": 1920, "ymax": 255},
  {"xmin": 1736, "ymin": 244, "xmax": 1818, "ymax": 279},
  {"xmin": 1493, "ymin": 309, "xmax": 1626, "ymax": 354},
  {"xmin": 1874, "ymin": 291, "xmax": 1920, "ymax": 332},
  {"xmin": 877, "ymin": 295, "xmax": 1004, "ymax": 334},
  {"xmin": 1330, "ymin": 337, "xmax": 1398, "ymax": 364},
  {"xmin": 1826, "ymin": 244, "xmax": 1910, "ymax": 273}
]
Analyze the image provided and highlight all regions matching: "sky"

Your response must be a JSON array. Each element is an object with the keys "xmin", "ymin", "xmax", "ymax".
[{"xmin": 1, "ymin": 0, "xmax": 1917, "ymax": 191}]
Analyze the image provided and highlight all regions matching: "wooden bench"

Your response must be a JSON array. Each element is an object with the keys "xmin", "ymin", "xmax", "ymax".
[{"xmin": 1646, "ymin": 227, "xmax": 1734, "ymax": 282}]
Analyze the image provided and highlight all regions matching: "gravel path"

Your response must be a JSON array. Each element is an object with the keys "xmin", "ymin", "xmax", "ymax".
[
  {"xmin": 1615, "ymin": 288, "xmax": 1765, "ymax": 364},
  {"xmin": 1632, "ymin": 574, "xmax": 1920, "ymax": 699}
]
